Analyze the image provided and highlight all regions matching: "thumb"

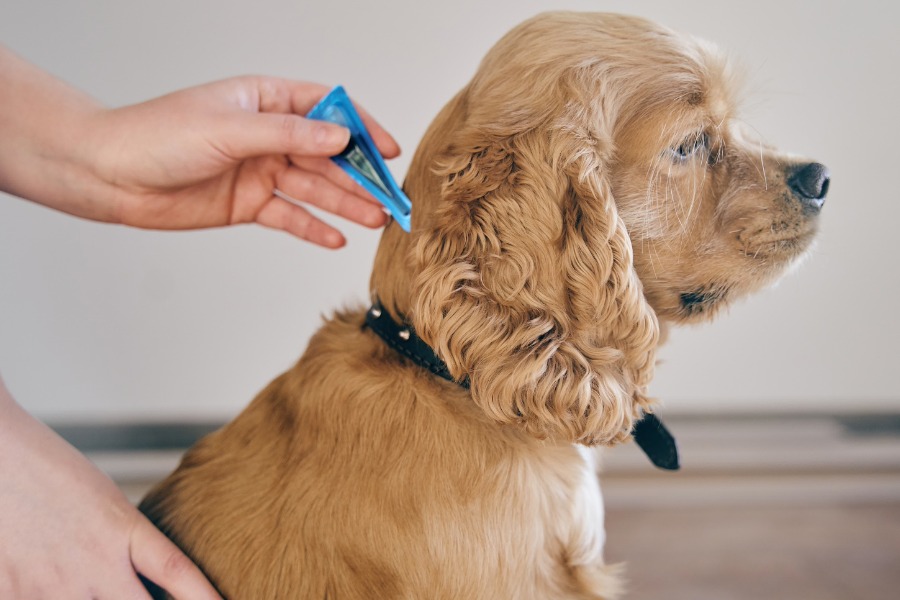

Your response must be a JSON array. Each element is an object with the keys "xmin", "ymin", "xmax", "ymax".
[
  {"xmin": 220, "ymin": 112, "xmax": 350, "ymax": 160},
  {"xmin": 130, "ymin": 516, "xmax": 223, "ymax": 600}
]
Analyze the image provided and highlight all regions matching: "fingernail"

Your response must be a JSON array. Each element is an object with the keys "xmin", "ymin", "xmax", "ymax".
[{"xmin": 315, "ymin": 124, "xmax": 350, "ymax": 152}]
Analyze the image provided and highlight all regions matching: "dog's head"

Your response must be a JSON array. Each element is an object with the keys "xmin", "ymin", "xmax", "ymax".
[{"xmin": 370, "ymin": 12, "xmax": 827, "ymax": 446}]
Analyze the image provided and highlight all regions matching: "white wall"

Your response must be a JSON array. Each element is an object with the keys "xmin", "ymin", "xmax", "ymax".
[{"xmin": 1, "ymin": 0, "xmax": 897, "ymax": 421}]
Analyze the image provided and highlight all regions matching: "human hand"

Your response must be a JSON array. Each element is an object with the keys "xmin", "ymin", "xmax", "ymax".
[
  {"xmin": 0, "ymin": 46, "xmax": 401, "ymax": 247},
  {"xmin": 81, "ymin": 77, "xmax": 401, "ymax": 248},
  {"xmin": 0, "ymin": 379, "xmax": 222, "ymax": 599}
]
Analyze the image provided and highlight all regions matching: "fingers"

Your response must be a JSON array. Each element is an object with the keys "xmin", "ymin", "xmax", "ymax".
[
  {"xmin": 257, "ymin": 193, "xmax": 346, "ymax": 248},
  {"xmin": 130, "ymin": 517, "xmax": 222, "ymax": 600},
  {"xmin": 223, "ymin": 112, "xmax": 351, "ymax": 161},
  {"xmin": 350, "ymin": 102, "xmax": 401, "ymax": 159},
  {"xmin": 289, "ymin": 156, "xmax": 383, "ymax": 206},
  {"xmin": 252, "ymin": 77, "xmax": 401, "ymax": 159},
  {"xmin": 276, "ymin": 167, "xmax": 387, "ymax": 228},
  {"xmin": 116, "ymin": 576, "xmax": 156, "ymax": 600}
]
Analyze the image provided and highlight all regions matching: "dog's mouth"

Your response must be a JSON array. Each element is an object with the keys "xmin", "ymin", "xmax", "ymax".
[
  {"xmin": 738, "ymin": 226, "xmax": 818, "ymax": 262},
  {"xmin": 734, "ymin": 204, "xmax": 820, "ymax": 263},
  {"xmin": 668, "ymin": 218, "xmax": 818, "ymax": 321},
  {"xmin": 723, "ymin": 160, "xmax": 828, "ymax": 264},
  {"xmin": 679, "ymin": 286, "xmax": 730, "ymax": 317}
]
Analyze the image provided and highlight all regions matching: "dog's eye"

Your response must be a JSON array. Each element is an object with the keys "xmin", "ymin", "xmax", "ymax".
[{"xmin": 668, "ymin": 132, "xmax": 709, "ymax": 162}]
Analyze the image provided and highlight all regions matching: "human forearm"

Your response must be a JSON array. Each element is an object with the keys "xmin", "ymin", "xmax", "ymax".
[
  {"xmin": 0, "ymin": 371, "xmax": 224, "ymax": 599},
  {"xmin": 0, "ymin": 45, "xmax": 114, "ymax": 221},
  {"xmin": 0, "ymin": 45, "xmax": 400, "ymax": 246}
]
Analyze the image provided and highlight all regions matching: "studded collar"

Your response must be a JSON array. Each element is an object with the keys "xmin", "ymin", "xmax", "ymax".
[{"xmin": 364, "ymin": 302, "xmax": 680, "ymax": 470}]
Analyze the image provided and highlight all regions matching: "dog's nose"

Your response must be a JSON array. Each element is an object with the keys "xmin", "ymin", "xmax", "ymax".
[{"xmin": 788, "ymin": 162, "xmax": 830, "ymax": 211}]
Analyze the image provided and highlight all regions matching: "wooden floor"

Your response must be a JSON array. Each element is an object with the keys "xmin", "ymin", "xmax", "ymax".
[
  {"xmin": 604, "ymin": 504, "xmax": 900, "ymax": 600},
  {"xmin": 65, "ymin": 412, "xmax": 900, "ymax": 599},
  {"xmin": 599, "ymin": 413, "xmax": 900, "ymax": 600}
]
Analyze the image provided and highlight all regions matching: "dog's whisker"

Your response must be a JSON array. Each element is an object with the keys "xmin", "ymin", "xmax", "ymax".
[{"xmin": 757, "ymin": 139, "xmax": 768, "ymax": 191}]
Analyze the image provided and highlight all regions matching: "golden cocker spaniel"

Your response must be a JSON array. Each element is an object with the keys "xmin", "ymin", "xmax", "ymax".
[{"xmin": 141, "ymin": 12, "xmax": 829, "ymax": 599}]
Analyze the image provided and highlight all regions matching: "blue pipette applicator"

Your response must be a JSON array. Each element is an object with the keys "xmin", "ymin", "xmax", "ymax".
[{"xmin": 306, "ymin": 86, "xmax": 411, "ymax": 232}]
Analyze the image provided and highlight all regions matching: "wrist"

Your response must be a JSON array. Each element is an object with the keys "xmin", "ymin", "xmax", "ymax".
[
  {"xmin": 0, "ymin": 46, "xmax": 115, "ymax": 222},
  {"xmin": 48, "ymin": 105, "xmax": 125, "ymax": 224}
]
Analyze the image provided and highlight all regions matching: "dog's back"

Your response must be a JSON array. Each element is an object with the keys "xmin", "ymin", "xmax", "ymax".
[{"xmin": 141, "ymin": 310, "xmax": 617, "ymax": 598}]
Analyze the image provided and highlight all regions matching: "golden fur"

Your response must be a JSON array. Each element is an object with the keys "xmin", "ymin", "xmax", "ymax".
[{"xmin": 141, "ymin": 12, "xmax": 824, "ymax": 599}]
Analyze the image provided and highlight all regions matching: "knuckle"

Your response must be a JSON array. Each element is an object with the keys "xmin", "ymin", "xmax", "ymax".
[
  {"xmin": 296, "ymin": 173, "xmax": 317, "ymax": 196},
  {"xmin": 162, "ymin": 548, "xmax": 193, "ymax": 579},
  {"xmin": 293, "ymin": 211, "xmax": 314, "ymax": 241},
  {"xmin": 279, "ymin": 115, "xmax": 300, "ymax": 147},
  {"xmin": 255, "ymin": 76, "xmax": 290, "ymax": 111}
]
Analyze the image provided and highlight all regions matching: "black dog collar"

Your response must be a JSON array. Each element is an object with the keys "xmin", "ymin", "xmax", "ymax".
[{"xmin": 364, "ymin": 303, "xmax": 679, "ymax": 470}]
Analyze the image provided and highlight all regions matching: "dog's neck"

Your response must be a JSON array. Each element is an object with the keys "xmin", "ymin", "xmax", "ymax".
[
  {"xmin": 369, "ymin": 89, "xmax": 470, "ymax": 320},
  {"xmin": 368, "ymin": 88, "xmax": 678, "ymax": 470},
  {"xmin": 369, "ymin": 221, "xmax": 416, "ymax": 319},
  {"xmin": 364, "ymin": 300, "xmax": 679, "ymax": 471}
]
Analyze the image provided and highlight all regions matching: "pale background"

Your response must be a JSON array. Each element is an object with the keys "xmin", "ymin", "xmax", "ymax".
[{"xmin": 1, "ymin": 0, "xmax": 896, "ymax": 422}]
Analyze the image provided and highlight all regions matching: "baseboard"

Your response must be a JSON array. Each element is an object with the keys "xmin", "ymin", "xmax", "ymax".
[{"xmin": 51, "ymin": 412, "xmax": 900, "ymax": 508}]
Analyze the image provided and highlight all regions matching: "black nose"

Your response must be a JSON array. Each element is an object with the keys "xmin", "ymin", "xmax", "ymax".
[{"xmin": 788, "ymin": 162, "xmax": 830, "ymax": 211}]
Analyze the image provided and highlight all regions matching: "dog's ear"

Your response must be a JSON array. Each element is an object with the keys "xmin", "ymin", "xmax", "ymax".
[{"xmin": 411, "ymin": 96, "xmax": 659, "ymax": 446}]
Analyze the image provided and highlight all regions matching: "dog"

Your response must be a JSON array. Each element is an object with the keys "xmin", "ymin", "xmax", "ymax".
[{"xmin": 140, "ymin": 11, "xmax": 829, "ymax": 599}]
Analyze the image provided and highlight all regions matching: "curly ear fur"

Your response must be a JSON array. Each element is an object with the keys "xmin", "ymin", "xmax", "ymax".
[{"xmin": 411, "ymin": 87, "xmax": 659, "ymax": 446}]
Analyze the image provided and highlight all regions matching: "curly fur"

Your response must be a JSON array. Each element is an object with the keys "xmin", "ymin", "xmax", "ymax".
[{"xmin": 140, "ymin": 12, "xmax": 824, "ymax": 599}]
